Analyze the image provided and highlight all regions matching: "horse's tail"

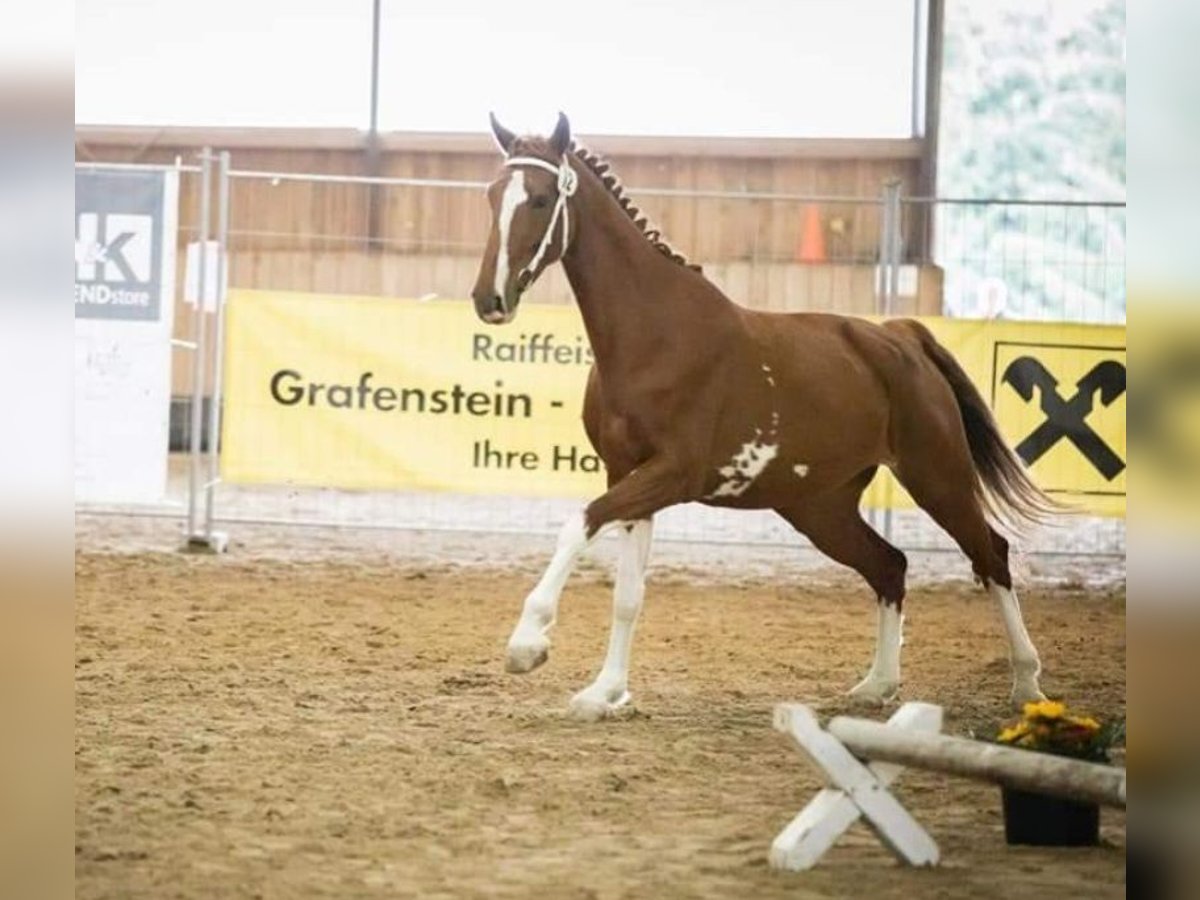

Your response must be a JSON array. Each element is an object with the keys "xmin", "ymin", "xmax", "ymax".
[{"xmin": 907, "ymin": 320, "xmax": 1062, "ymax": 532}]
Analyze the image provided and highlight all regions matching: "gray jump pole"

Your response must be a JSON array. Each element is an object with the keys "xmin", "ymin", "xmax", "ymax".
[{"xmin": 827, "ymin": 713, "xmax": 1126, "ymax": 808}]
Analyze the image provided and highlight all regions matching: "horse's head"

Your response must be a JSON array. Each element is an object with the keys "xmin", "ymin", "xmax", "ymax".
[{"xmin": 471, "ymin": 112, "xmax": 576, "ymax": 324}]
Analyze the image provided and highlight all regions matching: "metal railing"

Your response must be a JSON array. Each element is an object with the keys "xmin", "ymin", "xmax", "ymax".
[
  {"xmin": 904, "ymin": 196, "xmax": 1126, "ymax": 323},
  {"xmin": 75, "ymin": 155, "xmax": 1125, "ymax": 559}
]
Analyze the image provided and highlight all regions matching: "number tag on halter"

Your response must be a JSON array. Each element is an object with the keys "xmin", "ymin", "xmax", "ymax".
[{"xmin": 558, "ymin": 164, "xmax": 578, "ymax": 197}]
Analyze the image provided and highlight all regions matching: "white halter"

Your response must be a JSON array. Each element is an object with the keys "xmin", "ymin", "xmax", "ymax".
[{"xmin": 503, "ymin": 155, "xmax": 579, "ymax": 282}]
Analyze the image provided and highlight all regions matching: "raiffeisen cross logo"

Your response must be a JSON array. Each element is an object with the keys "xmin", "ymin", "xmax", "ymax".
[
  {"xmin": 1001, "ymin": 357, "xmax": 1126, "ymax": 481},
  {"xmin": 75, "ymin": 212, "xmax": 154, "ymax": 308},
  {"xmin": 990, "ymin": 340, "xmax": 1126, "ymax": 505}
]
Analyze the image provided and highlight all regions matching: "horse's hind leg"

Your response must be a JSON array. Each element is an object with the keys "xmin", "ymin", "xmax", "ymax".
[
  {"xmin": 778, "ymin": 475, "xmax": 908, "ymax": 703},
  {"xmin": 893, "ymin": 453, "xmax": 1046, "ymax": 707},
  {"xmin": 983, "ymin": 528, "xmax": 1046, "ymax": 706}
]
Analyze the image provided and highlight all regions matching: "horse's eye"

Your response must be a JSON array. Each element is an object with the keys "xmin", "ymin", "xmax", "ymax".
[{"xmin": 530, "ymin": 195, "xmax": 550, "ymax": 210}]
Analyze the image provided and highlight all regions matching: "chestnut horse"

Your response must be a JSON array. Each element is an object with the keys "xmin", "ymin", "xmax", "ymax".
[{"xmin": 470, "ymin": 113, "xmax": 1055, "ymax": 720}]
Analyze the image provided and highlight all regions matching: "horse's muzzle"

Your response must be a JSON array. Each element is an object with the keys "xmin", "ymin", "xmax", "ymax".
[{"xmin": 472, "ymin": 290, "xmax": 510, "ymax": 324}]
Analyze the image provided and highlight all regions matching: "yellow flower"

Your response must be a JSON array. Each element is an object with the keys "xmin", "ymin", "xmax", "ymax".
[
  {"xmin": 997, "ymin": 722, "xmax": 1030, "ymax": 743},
  {"xmin": 1023, "ymin": 699, "xmax": 1066, "ymax": 720},
  {"xmin": 1066, "ymin": 715, "xmax": 1101, "ymax": 731}
]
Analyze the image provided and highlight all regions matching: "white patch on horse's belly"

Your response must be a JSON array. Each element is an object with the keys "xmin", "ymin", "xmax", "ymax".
[
  {"xmin": 706, "ymin": 440, "xmax": 779, "ymax": 498},
  {"xmin": 793, "ymin": 464, "xmax": 809, "ymax": 478}
]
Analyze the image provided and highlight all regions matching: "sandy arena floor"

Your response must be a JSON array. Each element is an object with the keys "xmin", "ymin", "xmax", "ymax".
[{"xmin": 75, "ymin": 530, "xmax": 1125, "ymax": 899}]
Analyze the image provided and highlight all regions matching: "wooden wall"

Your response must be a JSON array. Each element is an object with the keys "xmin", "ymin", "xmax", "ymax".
[
  {"xmin": 77, "ymin": 126, "xmax": 925, "ymax": 263},
  {"xmin": 76, "ymin": 127, "xmax": 943, "ymax": 393}
]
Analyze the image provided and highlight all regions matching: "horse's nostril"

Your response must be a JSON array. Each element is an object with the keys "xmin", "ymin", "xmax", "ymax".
[{"xmin": 477, "ymin": 294, "xmax": 507, "ymax": 323}]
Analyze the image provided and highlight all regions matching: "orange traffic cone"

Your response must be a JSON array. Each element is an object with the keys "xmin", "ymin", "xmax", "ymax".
[{"xmin": 797, "ymin": 205, "xmax": 827, "ymax": 263}]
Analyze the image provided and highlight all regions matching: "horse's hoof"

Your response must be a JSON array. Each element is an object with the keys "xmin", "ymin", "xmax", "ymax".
[
  {"xmin": 567, "ymin": 686, "xmax": 631, "ymax": 722},
  {"xmin": 847, "ymin": 676, "xmax": 899, "ymax": 705},
  {"xmin": 506, "ymin": 639, "xmax": 550, "ymax": 674},
  {"xmin": 1010, "ymin": 682, "xmax": 1047, "ymax": 709}
]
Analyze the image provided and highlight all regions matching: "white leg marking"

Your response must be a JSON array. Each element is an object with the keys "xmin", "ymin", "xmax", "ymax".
[
  {"xmin": 493, "ymin": 170, "xmax": 527, "ymax": 302},
  {"xmin": 569, "ymin": 519, "xmax": 654, "ymax": 721},
  {"xmin": 506, "ymin": 511, "xmax": 592, "ymax": 674},
  {"xmin": 849, "ymin": 602, "xmax": 903, "ymax": 703},
  {"xmin": 986, "ymin": 580, "xmax": 1045, "ymax": 706}
]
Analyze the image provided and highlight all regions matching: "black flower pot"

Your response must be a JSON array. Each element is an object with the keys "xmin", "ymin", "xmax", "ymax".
[{"xmin": 1001, "ymin": 786, "xmax": 1100, "ymax": 846}]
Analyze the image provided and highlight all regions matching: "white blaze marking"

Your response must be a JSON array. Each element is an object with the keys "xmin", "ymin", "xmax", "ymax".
[
  {"xmin": 793, "ymin": 464, "xmax": 809, "ymax": 478},
  {"xmin": 707, "ymin": 439, "xmax": 779, "ymax": 498},
  {"xmin": 493, "ymin": 171, "xmax": 528, "ymax": 301}
]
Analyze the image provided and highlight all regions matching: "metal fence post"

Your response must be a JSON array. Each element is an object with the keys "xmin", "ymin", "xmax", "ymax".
[
  {"xmin": 876, "ymin": 184, "xmax": 892, "ymax": 316},
  {"xmin": 186, "ymin": 149, "xmax": 212, "ymax": 546},
  {"xmin": 183, "ymin": 148, "xmax": 229, "ymax": 552},
  {"xmin": 201, "ymin": 151, "xmax": 231, "ymax": 550},
  {"xmin": 875, "ymin": 180, "xmax": 904, "ymax": 542},
  {"xmin": 883, "ymin": 180, "xmax": 903, "ymax": 315}
]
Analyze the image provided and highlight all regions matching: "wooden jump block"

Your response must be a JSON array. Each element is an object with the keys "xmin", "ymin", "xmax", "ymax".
[
  {"xmin": 770, "ymin": 701, "xmax": 1127, "ymax": 871},
  {"xmin": 770, "ymin": 702, "xmax": 944, "ymax": 870}
]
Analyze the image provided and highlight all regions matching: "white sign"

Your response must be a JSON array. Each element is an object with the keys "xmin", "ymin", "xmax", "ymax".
[{"xmin": 74, "ymin": 168, "xmax": 179, "ymax": 504}]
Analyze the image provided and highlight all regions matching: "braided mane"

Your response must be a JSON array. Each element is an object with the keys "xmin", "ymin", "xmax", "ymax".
[
  {"xmin": 507, "ymin": 135, "xmax": 700, "ymax": 273},
  {"xmin": 569, "ymin": 142, "xmax": 702, "ymax": 273}
]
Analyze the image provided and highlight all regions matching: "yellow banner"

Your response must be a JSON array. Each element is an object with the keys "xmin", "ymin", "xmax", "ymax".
[
  {"xmin": 861, "ymin": 318, "xmax": 1125, "ymax": 517},
  {"xmin": 222, "ymin": 290, "xmax": 1125, "ymax": 517}
]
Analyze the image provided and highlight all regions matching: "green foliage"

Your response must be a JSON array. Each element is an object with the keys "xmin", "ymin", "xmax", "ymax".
[
  {"xmin": 935, "ymin": 0, "xmax": 1125, "ymax": 320},
  {"xmin": 941, "ymin": 0, "xmax": 1125, "ymax": 200}
]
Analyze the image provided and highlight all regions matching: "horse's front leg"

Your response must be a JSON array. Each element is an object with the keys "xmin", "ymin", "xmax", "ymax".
[
  {"xmin": 505, "ymin": 512, "xmax": 594, "ymax": 673},
  {"xmin": 568, "ymin": 518, "xmax": 654, "ymax": 721},
  {"xmin": 506, "ymin": 459, "xmax": 682, "ymax": 701}
]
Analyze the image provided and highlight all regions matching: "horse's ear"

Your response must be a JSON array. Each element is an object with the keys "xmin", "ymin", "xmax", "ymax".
[
  {"xmin": 549, "ymin": 111, "xmax": 571, "ymax": 156},
  {"xmin": 489, "ymin": 112, "xmax": 516, "ymax": 155}
]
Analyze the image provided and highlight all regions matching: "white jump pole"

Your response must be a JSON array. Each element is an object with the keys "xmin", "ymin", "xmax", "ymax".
[{"xmin": 826, "ymin": 714, "xmax": 1126, "ymax": 808}]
